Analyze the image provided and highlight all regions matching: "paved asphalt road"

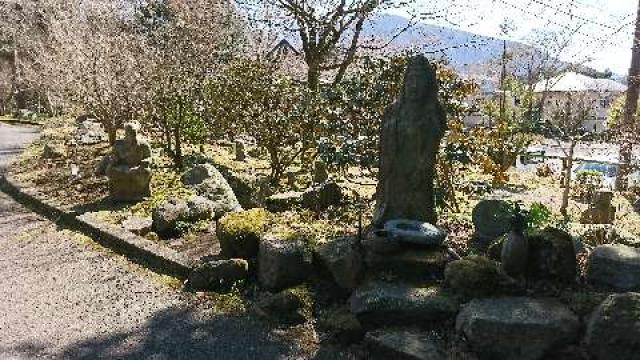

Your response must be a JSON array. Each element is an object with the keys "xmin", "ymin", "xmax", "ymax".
[{"xmin": 0, "ymin": 123, "xmax": 321, "ymax": 359}]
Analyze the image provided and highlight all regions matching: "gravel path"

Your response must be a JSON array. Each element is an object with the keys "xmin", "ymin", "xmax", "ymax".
[{"xmin": 0, "ymin": 123, "xmax": 313, "ymax": 359}]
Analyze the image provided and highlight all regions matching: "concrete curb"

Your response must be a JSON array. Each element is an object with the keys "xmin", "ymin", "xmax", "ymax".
[
  {"xmin": 0, "ymin": 173, "xmax": 194, "ymax": 280},
  {"xmin": 0, "ymin": 118, "xmax": 44, "ymax": 127}
]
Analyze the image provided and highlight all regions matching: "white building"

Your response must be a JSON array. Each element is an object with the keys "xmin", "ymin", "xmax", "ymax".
[{"xmin": 534, "ymin": 72, "xmax": 627, "ymax": 133}]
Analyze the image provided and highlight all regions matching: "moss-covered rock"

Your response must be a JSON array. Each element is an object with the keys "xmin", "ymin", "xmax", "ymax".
[
  {"xmin": 254, "ymin": 286, "xmax": 314, "ymax": 325},
  {"xmin": 586, "ymin": 292, "xmax": 640, "ymax": 360},
  {"xmin": 217, "ymin": 208, "xmax": 270, "ymax": 259},
  {"xmin": 444, "ymin": 256, "xmax": 519, "ymax": 301},
  {"xmin": 527, "ymin": 228, "xmax": 577, "ymax": 283}
]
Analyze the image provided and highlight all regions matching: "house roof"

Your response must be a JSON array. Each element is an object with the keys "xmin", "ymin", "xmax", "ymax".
[
  {"xmin": 267, "ymin": 39, "xmax": 300, "ymax": 58},
  {"xmin": 534, "ymin": 72, "xmax": 627, "ymax": 93}
]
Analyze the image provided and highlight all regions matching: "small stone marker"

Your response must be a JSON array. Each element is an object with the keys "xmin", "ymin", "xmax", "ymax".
[
  {"xmin": 312, "ymin": 159, "xmax": 329, "ymax": 184},
  {"xmin": 581, "ymin": 190, "xmax": 616, "ymax": 224},
  {"xmin": 235, "ymin": 139, "xmax": 246, "ymax": 161}
]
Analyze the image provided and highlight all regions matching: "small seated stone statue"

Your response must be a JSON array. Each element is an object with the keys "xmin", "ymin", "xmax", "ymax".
[
  {"xmin": 580, "ymin": 190, "xmax": 616, "ymax": 224},
  {"xmin": 104, "ymin": 121, "xmax": 152, "ymax": 202},
  {"xmin": 501, "ymin": 207, "xmax": 528, "ymax": 280}
]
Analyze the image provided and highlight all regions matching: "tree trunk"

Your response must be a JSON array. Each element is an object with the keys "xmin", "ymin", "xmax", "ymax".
[
  {"xmin": 560, "ymin": 144, "xmax": 576, "ymax": 220},
  {"xmin": 173, "ymin": 126, "xmax": 183, "ymax": 170},
  {"xmin": 107, "ymin": 126, "xmax": 117, "ymax": 145},
  {"xmin": 307, "ymin": 64, "xmax": 320, "ymax": 92},
  {"xmin": 268, "ymin": 147, "xmax": 282, "ymax": 184}
]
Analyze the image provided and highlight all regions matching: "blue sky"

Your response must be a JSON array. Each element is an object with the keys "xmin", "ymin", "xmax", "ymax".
[{"xmin": 397, "ymin": 0, "xmax": 636, "ymax": 74}]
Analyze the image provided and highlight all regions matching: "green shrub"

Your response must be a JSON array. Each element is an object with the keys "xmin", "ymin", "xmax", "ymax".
[
  {"xmin": 527, "ymin": 202, "xmax": 553, "ymax": 229},
  {"xmin": 217, "ymin": 208, "xmax": 270, "ymax": 259}
]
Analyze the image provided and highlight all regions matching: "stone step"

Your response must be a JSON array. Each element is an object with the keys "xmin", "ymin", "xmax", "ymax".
[
  {"xmin": 456, "ymin": 297, "xmax": 580, "ymax": 360},
  {"xmin": 364, "ymin": 246, "xmax": 450, "ymax": 282},
  {"xmin": 365, "ymin": 328, "xmax": 446, "ymax": 360},
  {"xmin": 350, "ymin": 281, "xmax": 459, "ymax": 330}
]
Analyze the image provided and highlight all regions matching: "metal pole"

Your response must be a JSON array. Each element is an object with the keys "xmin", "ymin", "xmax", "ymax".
[{"xmin": 618, "ymin": 0, "xmax": 640, "ymax": 190}]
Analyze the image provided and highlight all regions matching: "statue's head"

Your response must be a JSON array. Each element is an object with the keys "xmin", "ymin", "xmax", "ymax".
[
  {"xmin": 124, "ymin": 121, "xmax": 141, "ymax": 141},
  {"xmin": 401, "ymin": 55, "xmax": 438, "ymax": 103}
]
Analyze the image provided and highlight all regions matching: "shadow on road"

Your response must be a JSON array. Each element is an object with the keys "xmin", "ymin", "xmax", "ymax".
[{"xmin": 3, "ymin": 306, "xmax": 315, "ymax": 360}]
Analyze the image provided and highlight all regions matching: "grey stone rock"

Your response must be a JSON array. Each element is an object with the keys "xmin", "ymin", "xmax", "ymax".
[
  {"xmin": 265, "ymin": 191, "xmax": 303, "ymax": 212},
  {"xmin": 217, "ymin": 166, "xmax": 267, "ymax": 209},
  {"xmin": 350, "ymin": 282, "xmax": 459, "ymax": 330},
  {"xmin": 76, "ymin": 120, "xmax": 107, "ymax": 145},
  {"xmin": 186, "ymin": 195, "xmax": 215, "ymax": 221},
  {"xmin": 181, "ymin": 163, "xmax": 216, "ymax": 186},
  {"xmin": 188, "ymin": 166, "xmax": 242, "ymax": 219},
  {"xmin": 301, "ymin": 181, "xmax": 342, "ymax": 210},
  {"xmin": 121, "ymin": 215, "xmax": 152, "ymax": 236},
  {"xmin": 384, "ymin": 219, "xmax": 447, "ymax": 246},
  {"xmin": 456, "ymin": 297, "xmax": 580, "ymax": 360},
  {"xmin": 361, "ymin": 229, "xmax": 402, "ymax": 255},
  {"xmin": 151, "ymin": 198, "xmax": 189, "ymax": 236},
  {"xmin": 258, "ymin": 235, "xmax": 313, "ymax": 291},
  {"xmin": 315, "ymin": 236, "xmax": 363, "ymax": 290},
  {"xmin": 106, "ymin": 165, "xmax": 151, "ymax": 202},
  {"xmin": 322, "ymin": 307, "xmax": 363, "ymax": 345},
  {"xmin": 372, "ymin": 55, "xmax": 446, "ymax": 226},
  {"xmin": 586, "ymin": 292, "xmax": 640, "ymax": 360},
  {"xmin": 472, "ymin": 199, "xmax": 514, "ymax": 245},
  {"xmin": 586, "ymin": 244, "xmax": 640, "ymax": 291},
  {"xmin": 365, "ymin": 247, "xmax": 449, "ymax": 281},
  {"xmin": 186, "ymin": 258, "xmax": 248, "ymax": 292},
  {"xmin": 42, "ymin": 143, "xmax": 66, "ymax": 159},
  {"xmin": 365, "ymin": 329, "xmax": 445, "ymax": 360}
]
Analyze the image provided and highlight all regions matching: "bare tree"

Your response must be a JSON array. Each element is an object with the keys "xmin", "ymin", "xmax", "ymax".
[
  {"xmin": 240, "ymin": 0, "xmax": 418, "ymax": 90},
  {"xmin": 547, "ymin": 93, "xmax": 594, "ymax": 219},
  {"xmin": 138, "ymin": 0, "xmax": 246, "ymax": 168}
]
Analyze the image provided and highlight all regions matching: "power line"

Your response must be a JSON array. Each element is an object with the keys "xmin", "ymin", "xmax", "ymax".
[
  {"xmin": 495, "ymin": 0, "xmax": 592, "ymax": 37},
  {"xmin": 526, "ymin": 0, "xmax": 623, "ymax": 31}
]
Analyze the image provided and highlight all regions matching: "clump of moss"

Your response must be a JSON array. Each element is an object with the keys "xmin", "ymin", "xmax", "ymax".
[
  {"xmin": 444, "ymin": 255, "xmax": 520, "ymax": 301},
  {"xmin": 217, "ymin": 208, "xmax": 270, "ymax": 259},
  {"xmin": 129, "ymin": 168, "xmax": 194, "ymax": 217},
  {"xmin": 254, "ymin": 285, "xmax": 314, "ymax": 325}
]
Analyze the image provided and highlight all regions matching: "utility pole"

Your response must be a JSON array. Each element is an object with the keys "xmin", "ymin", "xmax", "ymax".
[
  {"xmin": 499, "ymin": 39, "xmax": 507, "ymax": 124},
  {"xmin": 618, "ymin": 0, "xmax": 640, "ymax": 190}
]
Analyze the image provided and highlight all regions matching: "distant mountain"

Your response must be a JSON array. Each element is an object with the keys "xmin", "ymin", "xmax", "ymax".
[
  {"xmin": 365, "ymin": 15, "xmax": 525, "ymax": 75},
  {"xmin": 364, "ymin": 15, "xmax": 625, "ymax": 87}
]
